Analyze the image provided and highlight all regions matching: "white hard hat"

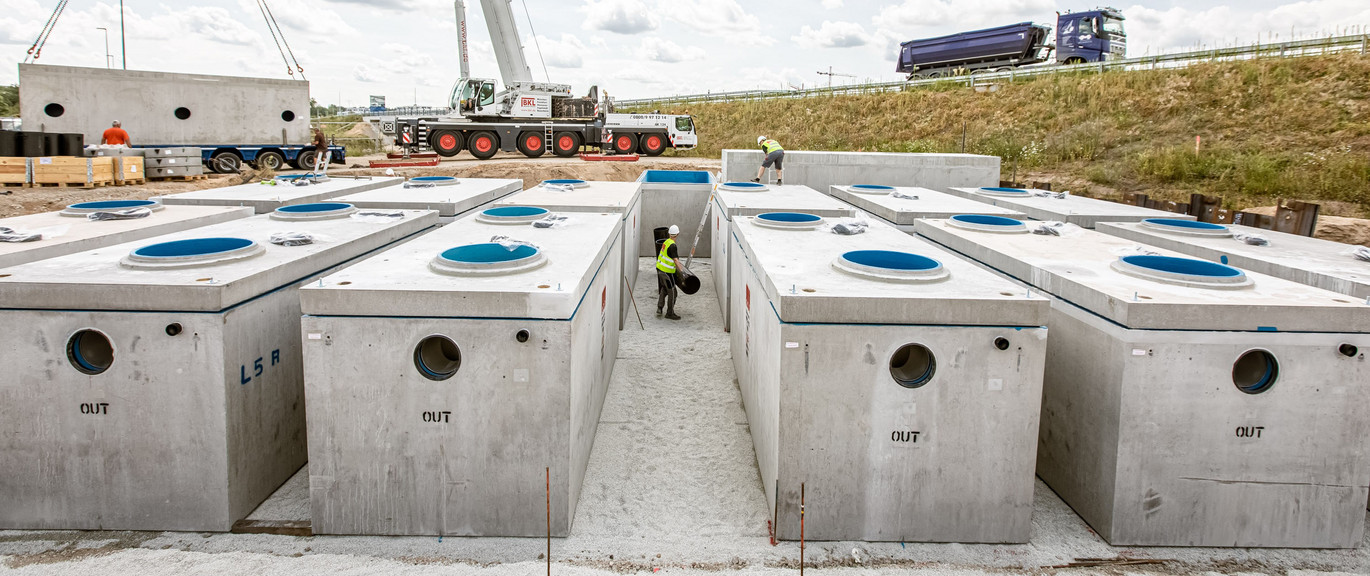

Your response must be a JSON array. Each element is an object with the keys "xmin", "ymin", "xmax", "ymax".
[
  {"xmin": 757, "ymin": 135, "xmax": 766, "ymax": 144},
  {"xmin": 668, "ymin": 225, "xmax": 680, "ymax": 235}
]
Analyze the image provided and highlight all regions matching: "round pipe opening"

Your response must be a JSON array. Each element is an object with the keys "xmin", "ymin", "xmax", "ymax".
[
  {"xmin": 414, "ymin": 335, "xmax": 461, "ymax": 381},
  {"xmin": 1339, "ymin": 343, "xmax": 1359, "ymax": 358},
  {"xmin": 431, "ymin": 242, "xmax": 547, "ymax": 275},
  {"xmin": 67, "ymin": 329, "xmax": 114, "ymax": 375},
  {"xmin": 271, "ymin": 202, "xmax": 357, "ymax": 220},
  {"xmin": 1232, "ymin": 349, "xmax": 1278, "ymax": 394},
  {"xmin": 719, "ymin": 181, "xmax": 769, "ymax": 192},
  {"xmin": 1141, "ymin": 218, "xmax": 1232, "ymax": 237},
  {"xmin": 948, "ymin": 214, "xmax": 1029, "ymax": 233},
  {"xmin": 123, "ymin": 237, "xmax": 264, "ymax": 269},
  {"xmin": 1111, "ymin": 254, "xmax": 1252, "ymax": 289},
  {"xmin": 849, "ymin": 184, "xmax": 895, "ymax": 194},
  {"xmin": 754, "ymin": 212, "xmax": 823, "ymax": 230},
  {"xmin": 832, "ymin": 250, "xmax": 949, "ymax": 283},
  {"xmin": 541, "ymin": 179, "xmax": 588, "ymax": 188},
  {"xmin": 475, "ymin": 205, "xmax": 551, "ymax": 224},
  {"xmin": 409, "ymin": 176, "xmax": 459, "ymax": 186},
  {"xmin": 890, "ymin": 343, "xmax": 936, "ymax": 388},
  {"xmin": 977, "ymin": 186, "xmax": 1030, "ymax": 196},
  {"xmin": 61, "ymin": 199, "xmax": 163, "ymax": 217}
]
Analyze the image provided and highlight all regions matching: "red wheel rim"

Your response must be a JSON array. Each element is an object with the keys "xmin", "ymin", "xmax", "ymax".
[
  {"xmin": 558, "ymin": 136, "xmax": 573, "ymax": 150},
  {"xmin": 439, "ymin": 134, "xmax": 456, "ymax": 150},
  {"xmin": 647, "ymin": 135, "xmax": 662, "ymax": 150},
  {"xmin": 616, "ymin": 136, "xmax": 631, "ymax": 150},
  {"xmin": 476, "ymin": 137, "xmax": 492, "ymax": 152},
  {"xmin": 526, "ymin": 135, "xmax": 541, "ymax": 150}
]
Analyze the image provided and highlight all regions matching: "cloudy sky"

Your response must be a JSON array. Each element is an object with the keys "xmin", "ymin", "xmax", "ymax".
[{"xmin": 3, "ymin": 0, "xmax": 1369, "ymax": 107}]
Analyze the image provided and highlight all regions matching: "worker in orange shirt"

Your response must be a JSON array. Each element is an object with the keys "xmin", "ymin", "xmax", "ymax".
[{"xmin": 101, "ymin": 120, "xmax": 130, "ymax": 146}]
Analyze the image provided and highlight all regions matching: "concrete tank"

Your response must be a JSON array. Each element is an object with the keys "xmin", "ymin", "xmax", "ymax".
[
  {"xmin": 728, "ymin": 213, "xmax": 1049, "ymax": 542},
  {"xmin": 828, "ymin": 184, "xmax": 1025, "ymax": 232},
  {"xmin": 0, "ymin": 201, "xmax": 251, "ymax": 269},
  {"xmin": 1097, "ymin": 219, "xmax": 1370, "ymax": 300},
  {"xmin": 945, "ymin": 186, "xmax": 1193, "ymax": 228},
  {"xmin": 917, "ymin": 217, "xmax": 1370, "ymax": 547},
  {"xmin": 491, "ymin": 180, "xmax": 641, "ymax": 330},
  {"xmin": 159, "ymin": 176, "xmax": 403, "ymax": 213},
  {"xmin": 636, "ymin": 170, "xmax": 716, "ymax": 258},
  {"xmin": 299, "ymin": 210, "xmax": 623, "ymax": 536},
  {"xmin": 710, "ymin": 183, "xmax": 855, "ymax": 332},
  {"xmin": 329, "ymin": 177, "xmax": 522, "ymax": 220},
  {"xmin": 721, "ymin": 150, "xmax": 999, "ymax": 192},
  {"xmin": 0, "ymin": 206, "xmax": 437, "ymax": 531}
]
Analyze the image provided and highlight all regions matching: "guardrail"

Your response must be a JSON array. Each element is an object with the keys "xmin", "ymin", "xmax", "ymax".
[{"xmin": 618, "ymin": 33, "xmax": 1370, "ymax": 107}]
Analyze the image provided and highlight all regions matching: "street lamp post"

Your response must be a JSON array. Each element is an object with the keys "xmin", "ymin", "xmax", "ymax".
[
  {"xmin": 119, "ymin": 0, "xmax": 127, "ymax": 69},
  {"xmin": 96, "ymin": 27, "xmax": 111, "ymax": 69}
]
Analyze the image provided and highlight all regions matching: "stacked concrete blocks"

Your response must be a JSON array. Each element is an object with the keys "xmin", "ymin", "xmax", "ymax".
[
  {"xmin": 636, "ymin": 170, "xmax": 716, "ymax": 257},
  {"xmin": 828, "ymin": 184, "xmax": 1025, "ymax": 232},
  {"xmin": 300, "ymin": 210, "xmax": 624, "ymax": 536},
  {"xmin": 159, "ymin": 176, "xmax": 403, "ymax": 213},
  {"xmin": 330, "ymin": 177, "xmax": 522, "ymax": 220},
  {"xmin": 917, "ymin": 218, "xmax": 1370, "ymax": 547},
  {"xmin": 720, "ymin": 150, "xmax": 999, "ymax": 193},
  {"xmin": 944, "ymin": 186, "xmax": 1193, "ymax": 228},
  {"xmin": 144, "ymin": 147, "xmax": 204, "ymax": 180},
  {"xmin": 0, "ymin": 206, "xmax": 438, "ymax": 531},
  {"xmin": 728, "ymin": 214, "xmax": 1049, "ymax": 542}
]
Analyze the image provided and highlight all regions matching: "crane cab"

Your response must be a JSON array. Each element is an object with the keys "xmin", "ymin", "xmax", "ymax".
[{"xmin": 450, "ymin": 78, "xmax": 499, "ymax": 117}]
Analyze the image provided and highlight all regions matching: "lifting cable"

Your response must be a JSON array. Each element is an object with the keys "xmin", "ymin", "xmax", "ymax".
[
  {"xmin": 256, "ymin": 0, "xmax": 305, "ymax": 80},
  {"xmin": 520, "ymin": 0, "xmax": 551, "ymax": 83},
  {"xmin": 25, "ymin": 0, "xmax": 70, "ymax": 63}
]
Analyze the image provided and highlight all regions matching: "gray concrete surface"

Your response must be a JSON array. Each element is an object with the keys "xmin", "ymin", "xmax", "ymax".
[
  {"xmin": 19, "ymin": 64, "xmax": 310, "ymax": 146},
  {"xmin": 158, "ymin": 177, "xmax": 403, "ymax": 214},
  {"xmin": 0, "ymin": 204, "xmax": 252, "ymax": 269},
  {"xmin": 636, "ymin": 170, "xmax": 716, "ymax": 258},
  {"xmin": 828, "ymin": 185, "xmax": 1025, "ymax": 230},
  {"xmin": 944, "ymin": 187, "xmax": 1194, "ymax": 228},
  {"xmin": 916, "ymin": 219, "xmax": 1370, "ymax": 547},
  {"xmin": 721, "ymin": 150, "xmax": 999, "ymax": 192},
  {"xmin": 330, "ymin": 177, "xmax": 522, "ymax": 217}
]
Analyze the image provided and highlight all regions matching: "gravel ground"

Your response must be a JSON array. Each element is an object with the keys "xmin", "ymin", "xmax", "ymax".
[{"xmin": 3, "ymin": 259, "xmax": 1369, "ymax": 575}]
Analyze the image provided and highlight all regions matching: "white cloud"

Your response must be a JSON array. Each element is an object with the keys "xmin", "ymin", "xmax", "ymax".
[
  {"xmin": 874, "ymin": 0, "xmax": 1054, "ymax": 31},
  {"xmin": 353, "ymin": 64, "xmax": 382, "ymax": 83},
  {"xmin": 1122, "ymin": 1, "xmax": 1370, "ymax": 55},
  {"xmin": 793, "ymin": 21, "xmax": 868, "ymax": 48},
  {"xmin": 536, "ymin": 34, "xmax": 588, "ymax": 68},
  {"xmin": 639, "ymin": 38, "xmax": 705, "ymax": 63},
  {"xmin": 660, "ymin": 0, "xmax": 775, "ymax": 45},
  {"xmin": 822, "ymin": 0, "xmax": 843, "ymax": 8},
  {"xmin": 582, "ymin": 0, "xmax": 658, "ymax": 34}
]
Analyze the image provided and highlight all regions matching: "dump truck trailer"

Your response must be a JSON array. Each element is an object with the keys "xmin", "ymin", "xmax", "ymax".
[{"xmin": 897, "ymin": 8, "xmax": 1126, "ymax": 79}]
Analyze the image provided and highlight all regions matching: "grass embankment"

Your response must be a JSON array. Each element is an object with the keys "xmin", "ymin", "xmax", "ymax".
[{"xmin": 659, "ymin": 53, "xmax": 1370, "ymax": 216}]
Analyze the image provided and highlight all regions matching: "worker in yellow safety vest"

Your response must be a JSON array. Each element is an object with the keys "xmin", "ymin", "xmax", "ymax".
[
  {"xmin": 656, "ymin": 225, "xmax": 682, "ymax": 320},
  {"xmin": 752, "ymin": 135, "xmax": 784, "ymax": 185}
]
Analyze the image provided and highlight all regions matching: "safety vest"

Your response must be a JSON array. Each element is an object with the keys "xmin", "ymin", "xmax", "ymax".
[
  {"xmin": 657, "ymin": 238, "xmax": 677, "ymax": 273},
  {"xmin": 761, "ymin": 139, "xmax": 784, "ymax": 154}
]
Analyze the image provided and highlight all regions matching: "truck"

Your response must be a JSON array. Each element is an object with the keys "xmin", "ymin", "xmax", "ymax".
[
  {"xmin": 389, "ymin": 0, "xmax": 698, "ymax": 159},
  {"xmin": 896, "ymin": 7, "xmax": 1126, "ymax": 79}
]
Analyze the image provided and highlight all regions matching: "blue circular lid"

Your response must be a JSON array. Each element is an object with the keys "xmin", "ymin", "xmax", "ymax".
[
  {"xmin": 482, "ymin": 206, "xmax": 549, "ymax": 218},
  {"xmin": 1143, "ymin": 218, "xmax": 1227, "ymax": 230},
  {"xmin": 952, "ymin": 214, "xmax": 1023, "ymax": 227},
  {"xmin": 722, "ymin": 181, "xmax": 766, "ymax": 188},
  {"xmin": 979, "ymin": 187, "xmax": 1028, "ymax": 194},
  {"xmin": 133, "ymin": 237, "xmax": 255, "ymax": 259},
  {"xmin": 411, "ymin": 176, "xmax": 456, "ymax": 182},
  {"xmin": 1119, "ymin": 255, "xmax": 1243, "ymax": 278},
  {"xmin": 757, "ymin": 212, "xmax": 822, "ymax": 223},
  {"xmin": 67, "ymin": 200, "xmax": 158, "ymax": 210},
  {"xmin": 542, "ymin": 179, "xmax": 586, "ymax": 185},
  {"xmin": 842, "ymin": 250, "xmax": 942, "ymax": 271},
  {"xmin": 850, "ymin": 184, "xmax": 895, "ymax": 191},
  {"xmin": 276, "ymin": 202, "xmax": 354, "ymax": 213},
  {"xmin": 440, "ymin": 243, "xmax": 539, "ymax": 264}
]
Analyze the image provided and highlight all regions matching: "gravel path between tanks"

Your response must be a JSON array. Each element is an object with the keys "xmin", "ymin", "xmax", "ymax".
[{"xmin": 3, "ymin": 260, "xmax": 1369, "ymax": 575}]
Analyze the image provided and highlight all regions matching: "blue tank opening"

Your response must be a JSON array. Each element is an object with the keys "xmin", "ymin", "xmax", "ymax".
[
  {"xmin": 1120, "ymin": 255, "xmax": 1243, "ymax": 278},
  {"xmin": 276, "ymin": 202, "xmax": 354, "ymax": 213},
  {"xmin": 1233, "ymin": 350, "xmax": 1279, "ymax": 394},
  {"xmin": 67, "ymin": 200, "xmax": 157, "ymax": 210},
  {"xmin": 757, "ymin": 212, "xmax": 822, "ymax": 223},
  {"xmin": 441, "ymin": 243, "xmax": 539, "ymax": 264},
  {"xmin": 851, "ymin": 184, "xmax": 895, "ymax": 191},
  {"xmin": 1143, "ymin": 218, "xmax": 1228, "ymax": 231},
  {"xmin": 411, "ymin": 176, "xmax": 456, "ymax": 182},
  {"xmin": 133, "ymin": 237, "xmax": 255, "ymax": 258},
  {"xmin": 543, "ymin": 179, "xmax": 586, "ymax": 185},
  {"xmin": 951, "ymin": 214, "xmax": 1024, "ymax": 227},
  {"xmin": 722, "ymin": 181, "xmax": 767, "ymax": 189},
  {"xmin": 481, "ymin": 206, "xmax": 549, "ymax": 218},
  {"xmin": 842, "ymin": 250, "xmax": 942, "ymax": 271},
  {"xmin": 638, "ymin": 170, "xmax": 713, "ymax": 184},
  {"xmin": 979, "ymin": 187, "xmax": 1028, "ymax": 193}
]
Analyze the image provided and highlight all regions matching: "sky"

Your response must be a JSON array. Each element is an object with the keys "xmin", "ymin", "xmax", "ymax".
[{"xmin": 3, "ymin": 0, "xmax": 1370, "ymax": 107}]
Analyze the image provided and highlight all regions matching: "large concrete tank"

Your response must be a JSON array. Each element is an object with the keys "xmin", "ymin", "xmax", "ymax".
[
  {"xmin": 158, "ymin": 176, "xmax": 404, "ymax": 214},
  {"xmin": 329, "ymin": 177, "xmax": 522, "ymax": 220},
  {"xmin": 636, "ymin": 170, "xmax": 716, "ymax": 257},
  {"xmin": 710, "ymin": 183, "xmax": 854, "ymax": 332},
  {"xmin": 728, "ymin": 213, "xmax": 1049, "ymax": 542},
  {"xmin": 720, "ymin": 150, "xmax": 999, "ymax": 193},
  {"xmin": 945, "ymin": 186, "xmax": 1192, "ymax": 228},
  {"xmin": 299, "ymin": 210, "xmax": 624, "ymax": 536},
  {"xmin": 917, "ymin": 217, "xmax": 1370, "ymax": 547},
  {"xmin": 0, "ymin": 206, "xmax": 437, "ymax": 531},
  {"xmin": 828, "ymin": 184, "xmax": 1024, "ymax": 232},
  {"xmin": 0, "ymin": 200, "xmax": 251, "ymax": 269}
]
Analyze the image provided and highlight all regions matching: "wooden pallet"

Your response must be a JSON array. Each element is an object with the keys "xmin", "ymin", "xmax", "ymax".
[
  {"xmin": 28, "ymin": 180, "xmax": 117, "ymax": 189},
  {"xmin": 119, "ymin": 178, "xmax": 147, "ymax": 186},
  {"xmin": 148, "ymin": 173, "xmax": 209, "ymax": 182}
]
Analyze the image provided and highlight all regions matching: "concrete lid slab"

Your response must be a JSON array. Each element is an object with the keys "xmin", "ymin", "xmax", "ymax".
[
  {"xmin": 916, "ymin": 218, "xmax": 1370, "ymax": 332},
  {"xmin": 732, "ymin": 217, "xmax": 1048, "ymax": 326},
  {"xmin": 330, "ymin": 177, "xmax": 521, "ymax": 217},
  {"xmin": 300, "ymin": 213, "xmax": 622, "ymax": 320},
  {"xmin": 829, "ymin": 185, "xmax": 1025, "ymax": 224},
  {"xmin": 0, "ymin": 205, "xmax": 253, "ymax": 269},
  {"xmin": 491, "ymin": 180, "xmax": 641, "ymax": 213},
  {"xmin": 1097, "ymin": 221, "xmax": 1370, "ymax": 300},
  {"xmin": 946, "ymin": 187, "xmax": 1194, "ymax": 227},
  {"xmin": 0, "ymin": 210, "xmax": 437, "ymax": 312},
  {"xmin": 157, "ymin": 177, "xmax": 404, "ymax": 213},
  {"xmin": 714, "ymin": 184, "xmax": 855, "ymax": 220}
]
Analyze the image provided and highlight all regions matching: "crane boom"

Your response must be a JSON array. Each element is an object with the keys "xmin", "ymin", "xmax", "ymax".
[
  {"xmin": 455, "ymin": 0, "xmax": 470, "ymax": 81},
  {"xmin": 480, "ymin": 0, "xmax": 532, "ymax": 85}
]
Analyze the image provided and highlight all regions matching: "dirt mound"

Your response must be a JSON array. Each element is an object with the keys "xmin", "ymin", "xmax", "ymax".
[{"xmin": 1246, "ymin": 206, "xmax": 1370, "ymax": 246}]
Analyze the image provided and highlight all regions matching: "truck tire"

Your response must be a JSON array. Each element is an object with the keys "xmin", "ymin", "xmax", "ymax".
[
  {"xmin": 552, "ymin": 132, "xmax": 580, "ymax": 157},
  {"xmin": 517, "ymin": 132, "xmax": 546, "ymax": 158},
  {"xmin": 431, "ymin": 130, "xmax": 465, "ymax": 157},
  {"xmin": 255, "ymin": 150, "xmax": 285, "ymax": 171},
  {"xmin": 210, "ymin": 151, "xmax": 242, "ymax": 174},
  {"xmin": 468, "ymin": 131, "xmax": 499, "ymax": 159},
  {"xmin": 296, "ymin": 149, "xmax": 319, "ymax": 171},
  {"xmin": 638, "ymin": 133, "xmax": 667, "ymax": 156},
  {"xmin": 611, "ymin": 133, "xmax": 638, "ymax": 155}
]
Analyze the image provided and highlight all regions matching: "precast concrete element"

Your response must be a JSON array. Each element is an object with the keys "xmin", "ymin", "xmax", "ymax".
[
  {"xmin": 917, "ymin": 218, "xmax": 1370, "ymax": 547},
  {"xmin": 493, "ymin": 180, "xmax": 641, "ymax": 330},
  {"xmin": 636, "ymin": 170, "xmax": 716, "ymax": 257},
  {"xmin": 330, "ymin": 177, "xmax": 522, "ymax": 218},
  {"xmin": 944, "ymin": 187, "xmax": 1194, "ymax": 228},
  {"xmin": 1097, "ymin": 220, "xmax": 1370, "ymax": 300},
  {"xmin": 710, "ymin": 184, "xmax": 855, "ymax": 332},
  {"xmin": 829, "ymin": 184, "xmax": 1025, "ymax": 232},
  {"xmin": 19, "ymin": 64, "xmax": 310, "ymax": 146},
  {"xmin": 727, "ymin": 216, "xmax": 1049, "ymax": 542},
  {"xmin": 721, "ymin": 150, "xmax": 999, "ymax": 192},
  {"xmin": 299, "ymin": 213, "xmax": 624, "ymax": 536},
  {"xmin": 159, "ymin": 176, "xmax": 403, "ymax": 213},
  {"xmin": 0, "ymin": 203, "xmax": 252, "ymax": 269},
  {"xmin": 0, "ymin": 209, "xmax": 438, "ymax": 532}
]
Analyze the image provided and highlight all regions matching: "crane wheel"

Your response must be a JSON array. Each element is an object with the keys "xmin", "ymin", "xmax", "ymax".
[
  {"xmin": 639, "ymin": 134, "xmax": 666, "ymax": 156},
  {"xmin": 432, "ymin": 130, "xmax": 465, "ymax": 157},
  {"xmin": 517, "ymin": 132, "xmax": 547, "ymax": 158},
  {"xmin": 612, "ymin": 133, "xmax": 638, "ymax": 155},
  {"xmin": 468, "ymin": 131, "xmax": 499, "ymax": 160},
  {"xmin": 552, "ymin": 132, "xmax": 580, "ymax": 158}
]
